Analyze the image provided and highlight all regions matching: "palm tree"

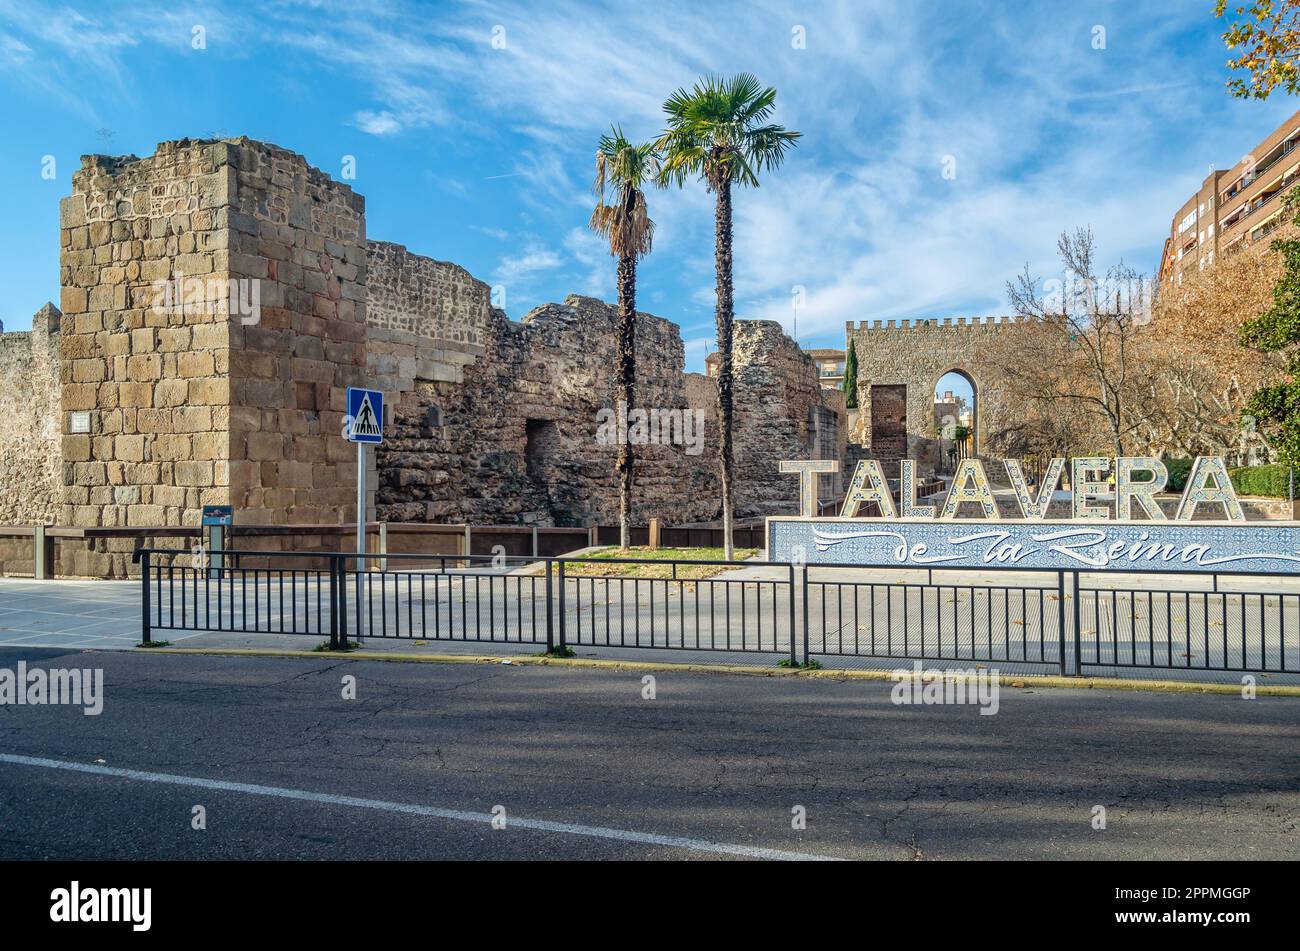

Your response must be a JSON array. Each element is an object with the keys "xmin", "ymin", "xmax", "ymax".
[
  {"xmin": 589, "ymin": 127, "xmax": 658, "ymax": 548},
  {"xmin": 657, "ymin": 74, "xmax": 800, "ymax": 559}
]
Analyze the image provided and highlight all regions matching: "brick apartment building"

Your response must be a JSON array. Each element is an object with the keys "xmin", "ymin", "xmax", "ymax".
[{"xmin": 1159, "ymin": 108, "xmax": 1300, "ymax": 288}]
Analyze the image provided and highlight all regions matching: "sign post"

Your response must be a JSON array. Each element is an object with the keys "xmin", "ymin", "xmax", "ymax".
[
  {"xmin": 201, "ymin": 504, "xmax": 233, "ymax": 576},
  {"xmin": 345, "ymin": 387, "xmax": 384, "ymax": 641}
]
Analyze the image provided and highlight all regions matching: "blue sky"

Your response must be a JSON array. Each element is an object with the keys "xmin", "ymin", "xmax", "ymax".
[{"xmin": 1, "ymin": 0, "xmax": 1297, "ymax": 372}]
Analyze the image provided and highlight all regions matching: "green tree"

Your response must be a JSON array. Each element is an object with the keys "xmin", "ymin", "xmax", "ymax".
[
  {"xmin": 589, "ymin": 127, "xmax": 658, "ymax": 547},
  {"xmin": 1216, "ymin": 0, "xmax": 1300, "ymax": 99},
  {"xmin": 1241, "ymin": 194, "xmax": 1300, "ymax": 464},
  {"xmin": 843, "ymin": 339, "xmax": 859, "ymax": 409},
  {"xmin": 656, "ymin": 74, "xmax": 801, "ymax": 558}
]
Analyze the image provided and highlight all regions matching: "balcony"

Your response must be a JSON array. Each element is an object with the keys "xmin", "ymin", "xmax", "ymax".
[
  {"xmin": 1223, "ymin": 136, "xmax": 1299, "ymax": 201},
  {"xmin": 1253, "ymin": 216, "xmax": 1285, "ymax": 243},
  {"xmin": 1230, "ymin": 173, "xmax": 1300, "ymax": 232}
]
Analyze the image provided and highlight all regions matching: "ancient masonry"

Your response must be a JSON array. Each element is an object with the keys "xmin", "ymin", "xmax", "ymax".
[
  {"xmin": 844, "ymin": 316, "xmax": 1024, "ymax": 476},
  {"xmin": 55, "ymin": 139, "xmax": 367, "ymax": 529},
  {"xmin": 0, "ymin": 137, "xmax": 841, "ymax": 569},
  {"xmin": 0, "ymin": 304, "xmax": 61, "ymax": 523}
]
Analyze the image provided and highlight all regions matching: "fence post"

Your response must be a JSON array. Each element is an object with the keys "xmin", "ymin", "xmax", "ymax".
[
  {"xmin": 140, "ymin": 551, "xmax": 151, "ymax": 645},
  {"xmin": 33, "ymin": 524, "xmax": 50, "ymax": 580},
  {"xmin": 378, "ymin": 521, "xmax": 388, "ymax": 572},
  {"xmin": 532, "ymin": 525, "xmax": 539, "ymax": 559},
  {"xmin": 557, "ymin": 559, "xmax": 567, "ymax": 651},
  {"xmin": 1057, "ymin": 571, "xmax": 1067, "ymax": 676},
  {"xmin": 463, "ymin": 525, "xmax": 471, "ymax": 569},
  {"xmin": 337, "ymin": 553, "xmax": 349, "ymax": 645},
  {"xmin": 545, "ymin": 559, "xmax": 554, "ymax": 652},
  {"xmin": 1071, "ymin": 571, "xmax": 1081, "ymax": 676},
  {"xmin": 790, "ymin": 563, "xmax": 801, "ymax": 666},
  {"xmin": 328, "ymin": 556, "xmax": 339, "ymax": 650}
]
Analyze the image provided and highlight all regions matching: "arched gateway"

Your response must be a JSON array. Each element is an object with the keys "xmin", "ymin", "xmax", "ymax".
[{"xmin": 845, "ymin": 316, "xmax": 1025, "ymax": 478}]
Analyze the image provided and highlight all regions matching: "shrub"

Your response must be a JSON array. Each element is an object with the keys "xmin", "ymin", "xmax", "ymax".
[
  {"xmin": 1162, "ymin": 455, "xmax": 1194, "ymax": 492},
  {"xmin": 1229, "ymin": 463, "xmax": 1294, "ymax": 499}
]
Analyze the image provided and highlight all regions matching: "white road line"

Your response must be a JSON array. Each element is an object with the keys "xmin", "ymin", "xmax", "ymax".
[{"xmin": 0, "ymin": 752, "xmax": 838, "ymax": 861}]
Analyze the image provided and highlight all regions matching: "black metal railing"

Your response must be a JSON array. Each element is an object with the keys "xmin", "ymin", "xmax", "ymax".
[
  {"xmin": 133, "ymin": 549, "xmax": 1300, "ymax": 677},
  {"xmin": 803, "ymin": 563, "xmax": 1299, "ymax": 676},
  {"xmin": 803, "ymin": 567, "xmax": 1065, "ymax": 669}
]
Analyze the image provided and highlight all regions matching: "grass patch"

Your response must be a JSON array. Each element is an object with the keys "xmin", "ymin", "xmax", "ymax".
[
  {"xmin": 777, "ymin": 658, "xmax": 823, "ymax": 670},
  {"xmin": 539, "ymin": 645, "xmax": 577, "ymax": 658},
  {"xmin": 313, "ymin": 639, "xmax": 362, "ymax": 652},
  {"xmin": 562, "ymin": 546, "xmax": 759, "ymax": 579},
  {"xmin": 138, "ymin": 640, "xmax": 172, "ymax": 648}
]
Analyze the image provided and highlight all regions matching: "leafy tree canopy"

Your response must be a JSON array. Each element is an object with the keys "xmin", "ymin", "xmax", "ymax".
[
  {"xmin": 1217, "ymin": 0, "xmax": 1300, "ymax": 99},
  {"xmin": 1240, "ymin": 191, "xmax": 1300, "ymax": 464}
]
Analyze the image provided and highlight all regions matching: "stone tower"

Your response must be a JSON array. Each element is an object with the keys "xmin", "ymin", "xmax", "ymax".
[{"xmin": 57, "ymin": 138, "xmax": 368, "ymax": 528}]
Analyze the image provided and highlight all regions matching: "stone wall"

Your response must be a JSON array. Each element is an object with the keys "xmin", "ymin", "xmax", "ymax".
[
  {"xmin": 223, "ymin": 140, "xmax": 367, "ymax": 525},
  {"xmin": 0, "ymin": 305, "xmax": 61, "ymax": 524},
  {"xmin": 845, "ymin": 316, "xmax": 1024, "ymax": 475},
  {"xmin": 367, "ymin": 241, "xmax": 724, "ymax": 526},
  {"xmin": 0, "ymin": 135, "xmax": 845, "ymax": 564},
  {"xmin": 58, "ymin": 141, "xmax": 234, "ymax": 530},
  {"xmin": 731, "ymin": 321, "xmax": 843, "ymax": 517},
  {"xmin": 56, "ymin": 137, "xmax": 367, "ymax": 544}
]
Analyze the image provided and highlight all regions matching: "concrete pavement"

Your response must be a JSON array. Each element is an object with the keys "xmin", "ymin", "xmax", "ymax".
[{"xmin": 2, "ymin": 573, "xmax": 1298, "ymax": 685}]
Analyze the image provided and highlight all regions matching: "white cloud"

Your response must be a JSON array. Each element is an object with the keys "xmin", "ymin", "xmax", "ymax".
[
  {"xmin": 353, "ymin": 110, "xmax": 401, "ymax": 135},
  {"xmin": 0, "ymin": 33, "xmax": 31, "ymax": 63},
  {"xmin": 564, "ymin": 226, "xmax": 614, "ymax": 298},
  {"xmin": 492, "ymin": 240, "xmax": 564, "ymax": 286},
  {"xmin": 5, "ymin": 0, "xmax": 1296, "ymax": 362}
]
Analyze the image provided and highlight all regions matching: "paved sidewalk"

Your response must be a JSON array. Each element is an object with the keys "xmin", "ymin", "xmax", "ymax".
[{"xmin": 2, "ymin": 575, "xmax": 1298, "ymax": 686}]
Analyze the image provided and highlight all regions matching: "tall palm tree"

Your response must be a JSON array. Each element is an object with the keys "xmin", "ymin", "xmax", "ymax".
[
  {"xmin": 590, "ymin": 127, "xmax": 658, "ymax": 548},
  {"xmin": 657, "ymin": 74, "xmax": 801, "ymax": 559}
]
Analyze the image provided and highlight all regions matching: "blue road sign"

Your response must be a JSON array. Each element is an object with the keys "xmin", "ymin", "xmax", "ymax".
[
  {"xmin": 201, "ymin": 504, "xmax": 233, "ymax": 526},
  {"xmin": 346, "ymin": 387, "xmax": 384, "ymax": 444}
]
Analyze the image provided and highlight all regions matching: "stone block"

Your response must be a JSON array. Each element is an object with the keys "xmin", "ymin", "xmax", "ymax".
[
  {"xmin": 178, "ymin": 351, "xmax": 215, "ymax": 378},
  {"xmin": 175, "ymin": 461, "xmax": 214, "ymax": 487},
  {"xmin": 63, "ymin": 434, "xmax": 91, "ymax": 462},
  {"xmin": 118, "ymin": 382, "xmax": 152, "ymax": 407},
  {"xmin": 60, "ymin": 286, "xmax": 88, "ymax": 314},
  {"xmin": 188, "ymin": 377, "xmax": 229, "ymax": 405},
  {"xmin": 114, "ymin": 434, "xmax": 145, "ymax": 462},
  {"xmin": 247, "ymin": 431, "xmax": 283, "ymax": 461},
  {"xmin": 172, "ymin": 406, "xmax": 212, "ymax": 433}
]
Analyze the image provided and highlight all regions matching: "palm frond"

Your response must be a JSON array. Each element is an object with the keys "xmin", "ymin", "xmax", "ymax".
[
  {"xmin": 588, "ymin": 124, "xmax": 659, "ymax": 259},
  {"xmin": 656, "ymin": 72, "xmax": 800, "ymax": 189}
]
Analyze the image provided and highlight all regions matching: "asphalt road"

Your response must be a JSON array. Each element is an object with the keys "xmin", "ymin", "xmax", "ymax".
[{"xmin": 0, "ymin": 646, "xmax": 1296, "ymax": 860}]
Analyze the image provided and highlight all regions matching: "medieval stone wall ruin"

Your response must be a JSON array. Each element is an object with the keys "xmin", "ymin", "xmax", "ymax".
[
  {"xmin": 0, "ymin": 136, "xmax": 841, "ymax": 560},
  {"xmin": 732, "ymin": 321, "xmax": 845, "ymax": 516},
  {"xmin": 56, "ymin": 138, "xmax": 368, "ymax": 530},
  {"xmin": 0, "ymin": 304, "xmax": 61, "ymax": 523},
  {"xmin": 367, "ymin": 239, "xmax": 724, "ymax": 525}
]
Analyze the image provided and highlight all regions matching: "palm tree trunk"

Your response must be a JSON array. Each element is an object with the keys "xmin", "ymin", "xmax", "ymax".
[
  {"xmin": 714, "ymin": 176, "xmax": 735, "ymax": 560},
  {"xmin": 616, "ymin": 253, "xmax": 637, "ymax": 548}
]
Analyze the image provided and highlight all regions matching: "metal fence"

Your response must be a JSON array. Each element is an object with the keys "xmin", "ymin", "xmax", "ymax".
[{"xmin": 134, "ymin": 548, "xmax": 1300, "ymax": 677}]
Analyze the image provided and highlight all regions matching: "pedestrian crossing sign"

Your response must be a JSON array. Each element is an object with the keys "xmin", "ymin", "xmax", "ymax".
[{"xmin": 346, "ymin": 387, "xmax": 384, "ymax": 444}]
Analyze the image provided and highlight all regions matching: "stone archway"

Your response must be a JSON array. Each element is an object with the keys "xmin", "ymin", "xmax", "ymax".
[
  {"xmin": 844, "ymin": 317, "xmax": 1022, "ymax": 478},
  {"xmin": 932, "ymin": 367, "xmax": 978, "ymax": 473}
]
